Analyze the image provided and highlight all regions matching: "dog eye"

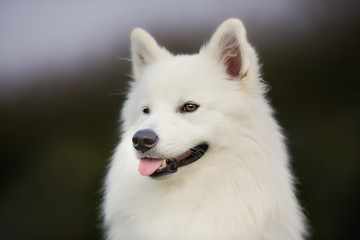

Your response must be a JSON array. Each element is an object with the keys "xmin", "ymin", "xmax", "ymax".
[
  {"xmin": 182, "ymin": 103, "xmax": 199, "ymax": 113},
  {"xmin": 142, "ymin": 107, "xmax": 150, "ymax": 114}
]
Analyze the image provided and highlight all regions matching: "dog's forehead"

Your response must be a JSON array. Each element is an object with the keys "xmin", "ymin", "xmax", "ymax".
[
  {"xmin": 131, "ymin": 53, "xmax": 240, "ymax": 107},
  {"xmin": 143, "ymin": 54, "xmax": 223, "ymax": 88}
]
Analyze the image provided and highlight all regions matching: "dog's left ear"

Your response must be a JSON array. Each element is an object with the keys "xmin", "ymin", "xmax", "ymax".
[
  {"xmin": 202, "ymin": 19, "xmax": 254, "ymax": 81},
  {"xmin": 131, "ymin": 28, "xmax": 171, "ymax": 80}
]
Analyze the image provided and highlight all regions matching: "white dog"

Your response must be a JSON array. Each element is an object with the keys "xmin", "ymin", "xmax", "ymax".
[{"xmin": 102, "ymin": 19, "xmax": 307, "ymax": 240}]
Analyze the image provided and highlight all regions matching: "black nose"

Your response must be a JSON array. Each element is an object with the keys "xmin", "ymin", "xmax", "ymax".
[{"xmin": 132, "ymin": 129, "xmax": 158, "ymax": 153}]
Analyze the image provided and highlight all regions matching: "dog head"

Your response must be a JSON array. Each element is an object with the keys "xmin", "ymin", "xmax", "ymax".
[{"xmin": 122, "ymin": 19, "xmax": 264, "ymax": 178}]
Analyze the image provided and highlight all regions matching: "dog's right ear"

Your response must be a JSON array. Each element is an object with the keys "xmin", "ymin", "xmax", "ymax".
[{"xmin": 131, "ymin": 29, "xmax": 170, "ymax": 80}]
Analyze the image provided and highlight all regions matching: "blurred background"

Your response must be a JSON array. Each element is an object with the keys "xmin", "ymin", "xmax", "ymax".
[{"xmin": 0, "ymin": 0, "xmax": 359, "ymax": 239}]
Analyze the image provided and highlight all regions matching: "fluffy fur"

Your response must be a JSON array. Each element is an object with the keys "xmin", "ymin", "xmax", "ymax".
[{"xmin": 102, "ymin": 19, "xmax": 307, "ymax": 240}]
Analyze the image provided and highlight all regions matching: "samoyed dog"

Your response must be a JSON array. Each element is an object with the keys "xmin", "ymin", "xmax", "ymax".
[{"xmin": 103, "ymin": 19, "xmax": 307, "ymax": 240}]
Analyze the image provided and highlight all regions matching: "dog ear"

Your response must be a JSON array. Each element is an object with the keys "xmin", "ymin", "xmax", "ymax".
[
  {"xmin": 202, "ymin": 19, "xmax": 253, "ymax": 80},
  {"xmin": 131, "ymin": 28, "xmax": 170, "ymax": 80}
]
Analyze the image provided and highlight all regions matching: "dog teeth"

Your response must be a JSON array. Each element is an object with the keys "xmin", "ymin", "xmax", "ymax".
[{"xmin": 159, "ymin": 159, "xmax": 167, "ymax": 169}]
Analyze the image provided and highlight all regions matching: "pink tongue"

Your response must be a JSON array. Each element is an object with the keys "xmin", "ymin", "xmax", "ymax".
[{"xmin": 138, "ymin": 158, "xmax": 164, "ymax": 176}]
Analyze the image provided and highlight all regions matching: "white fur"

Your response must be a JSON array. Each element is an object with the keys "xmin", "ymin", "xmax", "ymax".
[{"xmin": 103, "ymin": 19, "xmax": 307, "ymax": 240}]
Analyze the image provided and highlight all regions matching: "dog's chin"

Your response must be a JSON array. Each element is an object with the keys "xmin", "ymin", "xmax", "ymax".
[{"xmin": 144, "ymin": 143, "xmax": 208, "ymax": 179}]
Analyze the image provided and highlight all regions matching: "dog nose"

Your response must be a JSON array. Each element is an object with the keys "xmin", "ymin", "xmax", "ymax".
[{"xmin": 132, "ymin": 129, "xmax": 158, "ymax": 153}]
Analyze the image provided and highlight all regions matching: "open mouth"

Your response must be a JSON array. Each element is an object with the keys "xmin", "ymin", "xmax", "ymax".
[{"xmin": 138, "ymin": 144, "xmax": 208, "ymax": 178}]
